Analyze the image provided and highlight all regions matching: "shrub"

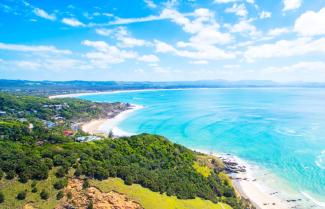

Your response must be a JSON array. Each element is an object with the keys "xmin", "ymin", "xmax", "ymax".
[
  {"xmin": 40, "ymin": 189, "xmax": 49, "ymax": 200},
  {"xmin": 31, "ymin": 187, "xmax": 38, "ymax": 193},
  {"xmin": 31, "ymin": 181, "xmax": 37, "ymax": 188},
  {"xmin": 56, "ymin": 191, "xmax": 64, "ymax": 200},
  {"xmin": 0, "ymin": 170, "xmax": 3, "ymax": 180},
  {"xmin": 0, "ymin": 191, "xmax": 4, "ymax": 203},
  {"xmin": 53, "ymin": 179, "xmax": 67, "ymax": 190},
  {"xmin": 17, "ymin": 191, "xmax": 26, "ymax": 200},
  {"xmin": 87, "ymin": 201, "xmax": 93, "ymax": 209},
  {"xmin": 82, "ymin": 179, "xmax": 90, "ymax": 189},
  {"xmin": 5, "ymin": 171, "xmax": 15, "ymax": 180},
  {"xmin": 18, "ymin": 173, "xmax": 28, "ymax": 183},
  {"xmin": 55, "ymin": 167, "xmax": 67, "ymax": 178},
  {"xmin": 67, "ymin": 191, "xmax": 72, "ymax": 199}
]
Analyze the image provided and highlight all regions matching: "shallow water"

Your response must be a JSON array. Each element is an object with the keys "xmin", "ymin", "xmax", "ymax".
[{"xmin": 79, "ymin": 88, "xmax": 325, "ymax": 207}]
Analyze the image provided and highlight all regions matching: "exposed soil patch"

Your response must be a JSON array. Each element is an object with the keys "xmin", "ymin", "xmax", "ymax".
[{"xmin": 55, "ymin": 178, "xmax": 143, "ymax": 209}]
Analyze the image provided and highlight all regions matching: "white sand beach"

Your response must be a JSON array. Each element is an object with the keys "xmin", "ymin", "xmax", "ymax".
[{"xmin": 82, "ymin": 104, "xmax": 143, "ymax": 137}]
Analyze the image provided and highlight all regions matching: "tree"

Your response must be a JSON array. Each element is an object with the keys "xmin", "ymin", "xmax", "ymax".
[
  {"xmin": 31, "ymin": 187, "xmax": 38, "ymax": 193},
  {"xmin": 17, "ymin": 191, "xmax": 26, "ymax": 200},
  {"xmin": 40, "ymin": 189, "xmax": 49, "ymax": 200}
]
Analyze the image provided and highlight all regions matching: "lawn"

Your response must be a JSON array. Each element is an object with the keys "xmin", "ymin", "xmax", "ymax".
[{"xmin": 91, "ymin": 178, "xmax": 232, "ymax": 209}]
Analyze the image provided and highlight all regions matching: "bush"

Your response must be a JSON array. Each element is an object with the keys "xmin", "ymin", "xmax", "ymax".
[
  {"xmin": 5, "ymin": 171, "xmax": 15, "ymax": 180},
  {"xmin": 0, "ymin": 170, "xmax": 3, "ymax": 180},
  {"xmin": 82, "ymin": 179, "xmax": 90, "ymax": 189},
  {"xmin": 56, "ymin": 191, "xmax": 64, "ymax": 200},
  {"xmin": 18, "ymin": 173, "xmax": 28, "ymax": 183},
  {"xmin": 40, "ymin": 189, "xmax": 49, "ymax": 200},
  {"xmin": 67, "ymin": 191, "xmax": 72, "ymax": 199},
  {"xmin": 0, "ymin": 191, "xmax": 4, "ymax": 203},
  {"xmin": 87, "ymin": 201, "xmax": 93, "ymax": 209},
  {"xmin": 31, "ymin": 187, "xmax": 38, "ymax": 193},
  {"xmin": 31, "ymin": 181, "xmax": 37, "ymax": 188},
  {"xmin": 74, "ymin": 167, "xmax": 82, "ymax": 177},
  {"xmin": 55, "ymin": 167, "xmax": 67, "ymax": 178},
  {"xmin": 17, "ymin": 191, "xmax": 26, "ymax": 200},
  {"xmin": 53, "ymin": 179, "xmax": 67, "ymax": 190}
]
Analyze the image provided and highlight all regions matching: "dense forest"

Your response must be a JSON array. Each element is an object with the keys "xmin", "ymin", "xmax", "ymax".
[{"xmin": 0, "ymin": 93, "xmax": 250, "ymax": 209}]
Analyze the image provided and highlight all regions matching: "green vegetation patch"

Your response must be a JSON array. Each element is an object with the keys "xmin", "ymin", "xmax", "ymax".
[
  {"xmin": 91, "ymin": 178, "xmax": 232, "ymax": 209},
  {"xmin": 0, "ymin": 169, "xmax": 60, "ymax": 209},
  {"xmin": 193, "ymin": 161, "xmax": 212, "ymax": 178}
]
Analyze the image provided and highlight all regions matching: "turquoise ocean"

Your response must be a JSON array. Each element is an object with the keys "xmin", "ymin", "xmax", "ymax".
[{"xmin": 78, "ymin": 88, "xmax": 325, "ymax": 208}]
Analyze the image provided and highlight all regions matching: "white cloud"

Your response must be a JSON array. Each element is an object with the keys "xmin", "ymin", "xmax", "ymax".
[
  {"xmin": 109, "ymin": 15, "xmax": 164, "ymax": 25},
  {"xmin": 115, "ymin": 27, "xmax": 148, "ymax": 48},
  {"xmin": 138, "ymin": 54, "xmax": 160, "ymax": 62},
  {"xmin": 229, "ymin": 19, "xmax": 258, "ymax": 36},
  {"xmin": 0, "ymin": 42, "xmax": 71, "ymax": 54},
  {"xmin": 62, "ymin": 18, "xmax": 85, "ymax": 27},
  {"xmin": 294, "ymin": 7, "xmax": 325, "ymax": 36},
  {"xmin": 268, "ymin": 27, "xmax": 290, "ymax": 37},
  {"xmin": 154, "ymin": 40, "xmax": 176, "ymax": 53},
  {"xmin": 190, "ymin": 60, "xmax": 208, "ymax": 64},
  {"xmin": 95, "ymin": 28, "xmax": 113, "ymax": 36},
  {"xmin": 244, "ymin": 37, "xmax": 325, "ymax": 61},
  {"xmin": 259, "ymin": 11, "xmax": 271, "ymax": 19},
  {"xmin": 214, "ymin": 0, "xmax": 238, "ymax": 3},
  {"xmin": 15, "ymin": 61, "xmax": 42, "ymax": 70},
  {"xmin": 144, "ymin": 0, "xmax": 157, "ymax": 8},
  {"xmin": 225, "ymin": 3, "xmax": 248, "ymax": 17},
  {"xmin": 246, "ymin": 0, "xmax": 255, "ymax": 4},
  {"xmin": 283, "ymin": 0, "xmax": 302, "ymax": 11},
  {"xmin": 34, "ymin": 8, "xmax": 56, "ymax": 21},
  {"xmin": 263, "ymin": 61, "xmax": 325, "ymax": 82},
  {"xmin": 154, "ymin": 40, "xmax": 235, "ymax": 60},
  {"xmin": 82, "ymin": 40, "xmax": 138, "ymax": 67}
]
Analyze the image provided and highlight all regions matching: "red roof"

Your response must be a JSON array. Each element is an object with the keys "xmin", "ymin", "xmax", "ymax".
[{"xmin": 63, "ymin": 130, "xmax": 74, "ymax": 136}]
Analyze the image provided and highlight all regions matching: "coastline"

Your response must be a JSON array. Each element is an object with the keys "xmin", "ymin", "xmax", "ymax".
[
  {"xmin": 53, "ymin": 90, "xmax": 324, "ymax": 209},
  {"xmin": 195, "ymin": 150, "xmax": 289, "ymax": 209},
  {"xmin": 81, "ymin": 104, "xmax": 143, "ymax": 137},
  {"xmin": 80, "ymin": 102, "xmax": 291, "ymax": 209}
]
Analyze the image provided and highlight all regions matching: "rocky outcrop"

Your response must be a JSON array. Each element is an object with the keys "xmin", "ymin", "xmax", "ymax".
[{"xmin": 55, "ymin": 178, "xmax": 143, "ymax": 209}]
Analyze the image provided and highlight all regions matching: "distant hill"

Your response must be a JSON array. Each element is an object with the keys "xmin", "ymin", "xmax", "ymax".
[{"xmin": 0, "ymin": 79, "xmax": 324, "ymax": 96}]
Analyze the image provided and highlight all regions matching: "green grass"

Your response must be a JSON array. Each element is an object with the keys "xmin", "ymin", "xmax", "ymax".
[
  {"xmin": 91, "ymin": 178, "xmax": 232, "ymax": 209},
  {"xmin": 0, "ymin": 169, "xmax": 61, "ymax": 209},
  {"xmin": 193, "ymin": 161, "xmax": 212, "ymax": 178}
]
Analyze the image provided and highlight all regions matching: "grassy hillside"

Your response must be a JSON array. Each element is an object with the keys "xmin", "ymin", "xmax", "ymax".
[
  {"xmin": 0, "ymin": 93, "xmax": 251, "ymax": 209},
  {"xmin": 92, "ymin": 178, "xmax": 232, "ymax": 209}
]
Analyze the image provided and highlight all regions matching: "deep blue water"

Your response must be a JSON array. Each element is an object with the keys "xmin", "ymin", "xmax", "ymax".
[{"xmin": 79, "ymin": 88, "xmax": 325, "ymax": 204}]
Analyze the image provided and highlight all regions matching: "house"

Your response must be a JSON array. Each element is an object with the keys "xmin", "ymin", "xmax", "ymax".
[
  {"xmin": 0, "ymin": 111, "xmax": 6, "ymax": 116},
  {"xmin": 43, "ymin": 120, "xmax": 56, "ymax": 128},
  {"xmin": 76, "ymin": 135, "xmax": 101, "ymax": 142},
  {"xmin": 63, "ymin": 130, "xmax": 74, "ymax": 136}
]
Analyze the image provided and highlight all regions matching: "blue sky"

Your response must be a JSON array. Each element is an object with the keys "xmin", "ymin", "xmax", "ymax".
[{"xmin": 0, "ymin": 0, "xmax": 325, "ymax": 82}]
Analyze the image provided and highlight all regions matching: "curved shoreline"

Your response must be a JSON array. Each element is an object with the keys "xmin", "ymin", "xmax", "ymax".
[
  {"xmin": 81, "ymin": 104, "xmax": 143, "ymax": 137},
  {"xmin": 53, "ymin": 90, "xmax": 324, "ymax": 209}
]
